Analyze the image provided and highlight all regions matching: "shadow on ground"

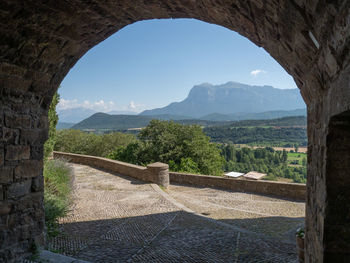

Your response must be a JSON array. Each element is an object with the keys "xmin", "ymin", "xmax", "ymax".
[{"xmin": 48, "ymin": 211, "xmax": 300, "ymax": 263}]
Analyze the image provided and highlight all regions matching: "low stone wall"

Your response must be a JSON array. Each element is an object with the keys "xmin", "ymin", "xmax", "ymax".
[
  {"xmin": 53, "ymin": 152, "xmax": 305, "ymax": 201},
  {"xmin": 53, "ymin": 152, "xmax": 169, "ymax": 188},
  {"xmin": 170, "ymin": 172, "xmax": 306, "ymax": 201}
]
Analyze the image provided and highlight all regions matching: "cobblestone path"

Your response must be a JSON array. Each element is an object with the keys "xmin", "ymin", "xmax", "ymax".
[{"xmin": 48, "ymin": 164, "xmax": 305, "ymax": 262}]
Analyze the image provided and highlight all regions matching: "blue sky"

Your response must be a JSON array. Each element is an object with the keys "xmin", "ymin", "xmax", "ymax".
[{"xmin": 58, "ymin": 19, "xmax": 297, "ymax": 113}]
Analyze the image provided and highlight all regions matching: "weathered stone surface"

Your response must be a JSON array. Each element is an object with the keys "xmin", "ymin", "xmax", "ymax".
[
  {"xmin": 0, "ymin": 203, "xmax": 11, "ymax": 216},
  {"xmin": 14, "ymin": 160, "xmax": 42, "ymax": 180},
  {"xmin": 4, "ymin": 113, "xmax": 31, "ymax": 129},
  {"xmin": 0, "ymin": 145, "xmax": 3, "ymax": 166},
  {"xmin": 31, "ymin": 175, "xmax": 43, "ymax": 192},
  {"xmin": 0, "ymin": 1, "xmax": 349, "ymax": 262},
  {"xmin": 5, "ymin": 145, "xmax": 30, "ymax": 161},
  {"xmin": 2, "ymin": 128, "xmax": 19, "ymax": 144},
  {"xmin": 0, "ymin": 167, "xmax": 13, "ymax": 184},
  {"xmin": 7, "ymin": 180, "xmax": 32, "ymax": 199},
  {"xmin": 147, "ymin": 162, "xmax": 170, "ymax": 189}
]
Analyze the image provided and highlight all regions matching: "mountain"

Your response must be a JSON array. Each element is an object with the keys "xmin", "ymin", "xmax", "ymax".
[
  {"xmin": 199, "ymin": 108, "xmax": 306, "ymax": 121},
  {"xmin": 71, "ymin": 110, "xmax": 307, "ymax": 131},
  {"xmin": 58, "ymin": 107, "xmax": 97, "ymax": 123},
  {"xmin": 72, "ymin": 113, "xmax": 192, "ymax": 130},
  {"xmin": 107, "ymin": 110, "xmax": 137, "ymax": 115},
  {"xmin": 140, "ymin": 82, "xmax": 305, "ymax": 118}
]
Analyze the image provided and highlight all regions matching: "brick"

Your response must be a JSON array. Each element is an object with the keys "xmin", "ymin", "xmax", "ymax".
[
  {"xmin": 14, "ymin": 160, "xmax": 42, "ymax": 180},
  {"xmin": 5, "ymin": 145, "xmax": 30, "ymax": 161},
  {"xmin": 7, "ymin": 180, "xmax": 32, "ymax": 199}
]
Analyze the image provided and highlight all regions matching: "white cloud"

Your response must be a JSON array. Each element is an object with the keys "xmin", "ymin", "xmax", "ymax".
[
  {"xmin": 57, "ymin": 98, "xmax": 146, "ymax": 113},
  {"xmin": 250, "ymin": 69, "xmax": 267, "ymax": 77},
  {"xmin": 128, "ymin": 101, "xmax": 145, "ymax": 112},
  {"xmin": 57, "ymin": 99, "xmax": 118, "ymax": 112}
]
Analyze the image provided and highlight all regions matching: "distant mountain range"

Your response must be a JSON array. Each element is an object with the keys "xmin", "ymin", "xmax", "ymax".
[
  {"xmin": 71, "ymin": 113, "xmax": 194, "ymax": 130},
  {"xmin": 140, "ymin": 82, "xmax": 305, "ymax": 118},
  {"xmin": 57, "ymin": 108, "xmax": 137, "ymax": 123},
  {"xmin": 71, "ymin": 109, "xmax": 306, "ymax": 130},
  {"xmin": 59, "ymin": 81, "xmax": 307, "ymax": 130}
]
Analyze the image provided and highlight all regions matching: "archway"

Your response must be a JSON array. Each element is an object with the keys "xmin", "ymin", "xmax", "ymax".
[
  {"xmin": 0, "ymin": 1, "xmax": 349, "ymax": 262},
  {"xmin": 325, "ymin": 111, "xmax": 350, "ymax": 260}
]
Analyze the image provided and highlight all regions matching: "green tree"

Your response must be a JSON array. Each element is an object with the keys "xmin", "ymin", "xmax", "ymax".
[
  {"xmin": 282, "ymin": 149, "xmax": 288, "ymax": 163},
  {"xmin": 294, "ymin": 144, "xmax": 299, "ymax": 153},
  {"xmin": 302, "ymin": 157, "xmax": 307, "ymax": 167},
  {"xmin": 109, "ymin": 120, "xmax": 224, "ymax": 176},
  {"xmin": 55, "ymin": 129, "xmax": 136, "ymax": 157},
  {"xmin": 44, "ymin": 92, "xmax": 60, "ymax": 160}
]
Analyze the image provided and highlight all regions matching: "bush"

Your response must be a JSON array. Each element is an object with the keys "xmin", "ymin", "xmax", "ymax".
[
  {"xmin": 44, "ymin": 159, "xmax": 73, "ymax": 237},
  {"xmin": 55, "ymin": 129, "xmax": 136, "ymax": 157}
]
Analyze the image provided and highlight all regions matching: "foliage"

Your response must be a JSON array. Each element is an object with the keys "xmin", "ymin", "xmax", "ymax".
[
  {"xmin": 296, "ymin": 227, "xmax": 305, "ymax": 239},
  {"xmin": 109, "ymin": 120, "xmax": 224, "ymax": 176},
  {"xmin": 44, "ymin": 92, "xmax": 60, "ymax": 160},
  {"xmin": 71, "ymin": 115, "xmax": 306, "ymax": 134},
  {"xmin": 221, "ymin": 145, "xmax": 307, "ymax": 183},
  {"xmin": 287, "ymin": 152, "xmax": 307, "ymax": 167},
  {"xmin": 44, "ymin": 159, "xmax": 72, "ymax": 237},
  {"xmin": 54, "ymin": 129, "xmax": 136, "ymax": 157},
  {"xmin": 204, "ymin": 126, "xmax": 307, "ymax": 147}
]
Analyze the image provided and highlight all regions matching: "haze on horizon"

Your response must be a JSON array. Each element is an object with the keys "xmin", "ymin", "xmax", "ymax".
[{"xmin": 59, "ymin": 18, "xmax": 299, "ymax": 114}]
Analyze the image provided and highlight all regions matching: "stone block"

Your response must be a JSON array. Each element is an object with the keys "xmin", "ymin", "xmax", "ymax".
[
  {"xmin": 19, "ymin": 129, "xmax": 48, "ymax": 145},
  {"xmin": 5, "ymin": 145, "xmax": 30, "ymax": 161},
  {"xmin": 31, "ymin": 176, "xmax": 43, "ymax": 192},
  {"xmin": 0, "ymin": 167, "xmax": 13, "ymax": 184},
  {"xmin": 14, "ymin": 160, "xmax": 42, "ymax": 180},
  {"xmin": 35, "ymin": 115, "xmax": 49, "ymax": 129},
  {"xmin": 0, "ymin": 203, "xmax": 11, "ymax": 216},
  {"xmin": 30, "ymin": 145, "xmax": 44, "ymax": 160},
  {"xmin": 7, "ymin": 180, "xmax": 32, "ymax": 199},
  {"xmin": 147, "ymin": 162, "xmax": 170, "ymax": 188},
  {"xmin": 2, "ymin": 127, "xmax": 19, "ymax": 144},
  {"xmin": 4, "ymin": 113, "xmax": 31, "ymax": 129}
]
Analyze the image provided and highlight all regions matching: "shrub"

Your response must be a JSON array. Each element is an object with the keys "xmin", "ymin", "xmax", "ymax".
[{"xmin": 44, "ymin": 159, "xmax": 73, "ymax": 237}]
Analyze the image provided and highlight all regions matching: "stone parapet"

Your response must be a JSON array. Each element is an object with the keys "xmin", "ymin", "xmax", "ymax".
[
  {"xmin": 53, "ymin": 152, "xmax": 169, "ymax": 188},
  {"xmin": 53, "ymin": 152, "xmax": 305, "ymax": 201},
  {"xmin": 170, "ymin": 172, "xmax": 306, "ymax": 201}
]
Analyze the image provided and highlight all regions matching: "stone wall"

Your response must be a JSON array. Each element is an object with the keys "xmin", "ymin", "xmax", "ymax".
[
  {"xmin": 53, "ymin": 151, "xmax": 305, "ymax": 201},
  {"xmin": 53, "ymin": 151, "xmax": 169, "ymax": 188},
  {"xmin": 170, "ymin": 172, "xmax": 306, "ymax": 201},
  {"xmin": 0, "ymin": 94, "xmax": 47, "ymax": 261}
]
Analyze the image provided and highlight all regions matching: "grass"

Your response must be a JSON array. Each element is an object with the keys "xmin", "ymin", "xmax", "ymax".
[
  {"xmin": 287, "ymin": 152, "xmax": 307, "ymax": 166},
  {"xmin": 44, "ymin": 159, "xmax": 73, "ymax": 238}
]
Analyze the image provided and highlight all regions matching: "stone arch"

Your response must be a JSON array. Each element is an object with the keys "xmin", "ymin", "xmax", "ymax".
[
  {"xmin": 324, "ymin": 110, "xmax": 350, "ymax": 261},
  {"xmin": 0, "ymin": 1, "xmax": 349, "ymax": 262}
]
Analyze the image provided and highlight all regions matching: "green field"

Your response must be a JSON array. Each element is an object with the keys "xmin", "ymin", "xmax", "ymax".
[{"xmin": 287, "ymin": 152, "xmax": 307, "ymax": 166}]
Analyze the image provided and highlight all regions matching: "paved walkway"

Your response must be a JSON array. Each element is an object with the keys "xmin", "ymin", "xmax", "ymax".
[{"xmin": 48, "ymin": 164, "xmax": 305, "ymax": 262}]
